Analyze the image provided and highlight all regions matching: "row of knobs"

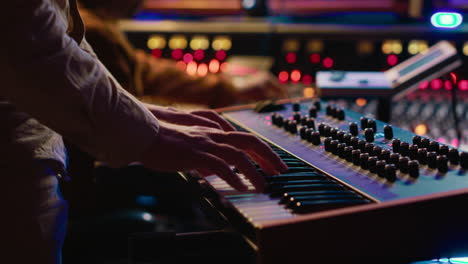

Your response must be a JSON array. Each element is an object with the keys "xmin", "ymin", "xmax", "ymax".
[
  {"xmin": 393, "ymin": 136, "xmax": 468, "ymax": 171},
  {"xmin": 271, "ymin": 102, "xmax": 468, "ymax": 183},
  {"xmin": 322, "ymin": 136, "xmax": 418, "ymax": 182}
]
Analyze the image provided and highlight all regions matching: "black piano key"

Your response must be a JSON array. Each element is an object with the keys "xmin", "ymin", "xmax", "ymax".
[
  {"xmin": 269, "ymin": 183, "xmax": 345, "ymax": 197},
  {"xmin": 285, "ymin": 194, "xmax": 363, "ymax": 208},
  {"xmin": 280, "ymin": 190, "xmax": 357, "ymax": 204},
  {"xmin": 292, "ymin": 199, "xmax": 371, "ymax": 214}
]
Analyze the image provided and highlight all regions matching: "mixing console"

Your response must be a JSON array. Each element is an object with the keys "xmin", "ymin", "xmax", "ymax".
[{"xmin": 192, "ymin": 98, "xmax": 468, "ymax": 263}]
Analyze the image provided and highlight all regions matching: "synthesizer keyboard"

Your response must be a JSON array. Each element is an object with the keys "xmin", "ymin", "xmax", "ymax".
[{"xmin": 190, "ymin": 98, "xmax": 468, "ymax": 264}]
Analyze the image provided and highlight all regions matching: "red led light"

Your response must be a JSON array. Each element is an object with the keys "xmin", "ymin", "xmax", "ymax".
[
  {"xmin": 290, "ymin": 70, "xmax": 301, "ymax": 83},
  {"xmin": 286, "ymin": 53, "xmax": 297, "ymax": 64},
  {"xmin": 430, "ymin": 79, "xmax": 443, "ymax": 90},
  {"xmin": 278, "ymin": 71, "xmax": 289, "ymax": 83},
  {"xmin": 459, "ymin": 80, "xmax": 468, "ymax": 91},
  {"xmin": 151, "ymin": 48, "xmax": 162, "ymax": 58},
  {"xmin": 310, "ymin": 53, "xmax": 321, "ymax": 64},
  {"xmin": 194, "ymin": 50, "xmax": 205, "ymax": 61},
  {"xmin": 418, "ymin": 80, "xmax": 429, "ymax": 90},
  {"xmin": 183, "ymin": 53, "xmax": 194, "ymax": 63},
  {"xmin": 444, "ymin": 80, "xmax": 453, "ymax": 91},
  {"xmin": 302, "ymin": 74, "xmax": 313, "ymax": 85},
  {"xmin": 215, "ymin": 50, "xmax": 227, "ymax": 61},
  {"xmin": 387, "ymin": 54, "xmax": 398, "ymax": 66},
  {"xmin": 323, "ymin": 57, "xmax": 334, "ymax": 68},
  {"xmin": 171, "ymin": 49, "xmax": 183, "ymax": 60}
]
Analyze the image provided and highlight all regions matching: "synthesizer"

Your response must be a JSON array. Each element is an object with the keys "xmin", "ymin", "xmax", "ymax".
[{"xmin": 190, "ymin": 98, "xmax": 468, "ymax": 264}]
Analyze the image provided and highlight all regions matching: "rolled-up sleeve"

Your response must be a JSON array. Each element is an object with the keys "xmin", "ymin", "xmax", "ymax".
[{"xmin": 0, "ymin": 0, "xmax": 160, "ymax": 167}]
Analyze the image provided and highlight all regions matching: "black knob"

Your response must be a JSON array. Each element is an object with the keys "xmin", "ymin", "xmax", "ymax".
[
  {"xmin": 275, "ymin": 115, "xmax": 284, "ymax": 127},
  {"xmin": 428, "ymin": 141, "xmax": 440, "ymax": 153},
  {"xmin": 293, "ymin": 112, "xmax": 301, "ymax": 122},
  {"xmin": 330, "ymin": 140, "xmax": 339, "ymax": 154},
  {"xmin": 343, "ymin": 134, "xmax": 352, "ymax": 146},
  {"xmin": 293, "ymin": 103, "xmax": 301, "ymax": 112},
  {"xmin": 300, "ymin": 116, "xmax": 308, "ymax": 126},
  {"xmin": 271, "ymin": 113, "xmax": 277, "ymax": 125},
  {"xmin": 365, "ymin": 143, "xmax": 374, "ymax": 154},
  {"xmin": 344, "ymin": 146, "xmax": 354, "ymax": 162},
  {"xmin": 349, "ymin": 122, "xmax": 359, "ymax": 136},
  {"xmin": 310, "ymin": 131, "xmax": 321, "ymax": 145},
  {"xmin": 384, "ymin": 125, "xmax": 393, "ymax": 140},
  {"xmin": 412, "ymin": 136, "xmax": 422, "ymax": 146},
  {"xmin": 376, "ymin": 160, "xmax": 387, "ymax": 178},
  {"xmin": 358, "ymin": 140, "xmax": 367, "ymax": 152},
  {"xmin": 305, "ymin": 128, "xmax": 313, "ymax": 142},
  {"xmin": 399, "ymin": 157, "xmax": 410, "ymax": 173},
  {"xmin": 409, "ymin": 145, "xmax": 419, "ymax": 160},
  {"xmin": 364, "ymin": 128, "xmax": 374, "ymax": 142},
  {"xmin": 368, "ymin": 156, "xmax": 379, "ymax": 173},
  {"xmin": 448, "ymin": 148, "xmax": 460, "ymax": 165},
  {"xmin": 360, "ymin": 117, "xmax": 369, "ymax": 129},
  {"xmin": 392, "ymin": 139, "xmax": 401, "ymax": 153},
  {"xmin": 337, "ymin": 131, "xmax": 345, "ymax": 143},
  {"xmin": 439, "ymin": 145, "xmax": 449, "ymax": 156},
  {"xmin": 283, "ymin": 120, "xmax": 290, "ymax": 132},
  {"xmin": 300, "ymin": 127, "xmax": 308, "ymax": 140},
  {"xmin": 318, "ymin": 123, "xmax": 326, "ymax": 136},
  {"xmin": 437, "ymin": 155, "xmax": 449, "ymax": 173},
  {"xmin": 350, "ymin": 137, "xmax": 359, "ymax": 149},
  {"xmin": 400, "ymin": 142, "xmax": 410, "ymax": 157},
  {"xmin": 289, "ymin": 120, "xmax": 298, "ymax": 134},
  {"xmin": 330, "ymin": 128, "xmax": 338, "ymax": 139},
  {"xmin": 420, "ymin": 138, "xmax": 430, "ymax": 149},
  {"xmin": 337, "ymin": 143, "xmax": 346, "ymax": 158},
  {"xmin": 360, "ymin": 153, "xmax": 370, "ymax": 170},
  {"xmin": 380, "ymin": 149, "xmax": 391, "ymax": 162},
  {"xmin": 352, "ymin": 150, "xmax": 362, "ymax": 166},
  {"xmin": 389, "ymin": 153, "xmax": 400, "ymax": 165},
  {"xmin": 326, "ymin": 105, "xmax": 334, "ymax": 116},
  {"xmin": 314, "ymin": 101, "xmax": 321, "ymax": 111},
  {"xmin": 367, "ymin": 119, "xmax": 377, "ymax": 133},
  {"xmin": 372, "ymin": 146, "xmax": 382, "ymax": 157},
  {"xmin": 323, "ymin": 126, "xmax": 331, "ymax": 137},
  {"xmin": 461, "ymin": 152, "xmax": 468, "ymax": 170},
  {"xmin": 418, "ymin": 148, "xmax": 428, "ymax": 165},
  {"xmin": 309, "ymin": 107, "xmax": 317, "ymax": 118},
  {"xmin": 305, "ymin": 118, "xmax": 315, "ymax": 130},
  {"xmin": 427, "ymin": 152, "xmax": 438, "ymax": 169},
  {"xmin": 408, "ymin": 160, "xmax": 420, "ymax": 179},
  {"xmin": 336, "ymin": 109, "xmax": 345, "ymax": 120},
  {"xmin": 385, "ymin": 164, "xmax": 397, "ymax": 182},
  {"xmin": 324, "ymin": 137, "xmax": 333, "ymax": 151}
]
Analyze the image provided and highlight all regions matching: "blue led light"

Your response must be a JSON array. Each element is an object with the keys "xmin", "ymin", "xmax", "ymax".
[
  {"xmin": 431, "ymin": 12, "xmax": 463, "ymax": 28},
  {"xmin": 450, "ymin": 257, "xmax": 468, "ymax": 263}
]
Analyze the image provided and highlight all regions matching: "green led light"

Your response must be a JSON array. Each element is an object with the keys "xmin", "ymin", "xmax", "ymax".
[{"xmin": 431, "ymin": 12, "xmax": 463, "ymax": 28}]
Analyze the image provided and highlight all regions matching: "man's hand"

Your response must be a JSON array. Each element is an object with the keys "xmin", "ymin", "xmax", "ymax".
[
  {"xmin": 140, "ymin": 122, "xmax": 288, "ymax": 192},
  {"xmin": 144, "ymin": 103, "xmax": 235, "ymax": 131}
]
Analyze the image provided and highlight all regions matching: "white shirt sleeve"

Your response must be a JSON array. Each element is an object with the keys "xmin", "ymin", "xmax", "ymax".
[{"xmin": 0, "ymin": 0, "xmax": 160, "ymax": 167}]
